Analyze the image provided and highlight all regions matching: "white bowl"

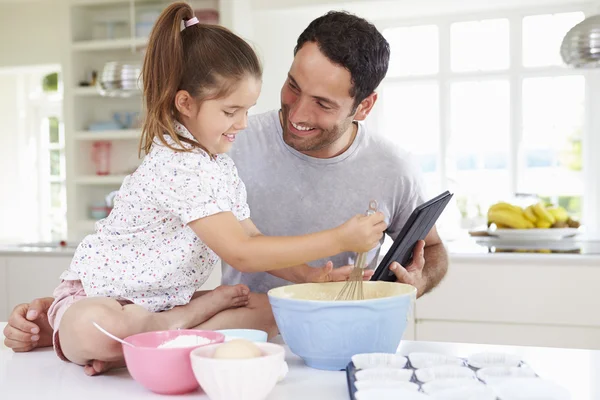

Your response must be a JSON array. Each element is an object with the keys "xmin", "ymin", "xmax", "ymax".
[
  {"xmin": 190, "ymin": 342, "xmax": 285, "ymax": 400},
  {"xmin": 352, "ymin": 353, "xmax": 408, "ymax": 370},
  {"xmin": 355, "ymin": 380, "xmax": 419, "ymax": 391},
  {"xmin": 491, "ymin": 378, "xmax": 571, "ymax": 400},
  {"xmin": 468, "ymin": 352, "xmax": 521, "ymax": 369},
  {"xmin": 356, "ymin": 388, "xmax": 430, "ymax": 400},
  {"xmin": 415, "ymin": 365, "xmax": 476, "ymax": 383},
  {"xmin": 408, "ymin": 352, "xmax": 465, "ymax": 369},
  {"xmin": 355, "ymin": 367, "xmax": 413, "ymax": 382},
  {"xmin": 422, "ymin": 378, "xmax": 484, "ymax": 394},
  {"xmin": 476, "ymin": 366, "xmax": 537, "ymax": 383},
  {"xmin": 432, "ymin": 386, "xmax": 497, "ymax": 400}
]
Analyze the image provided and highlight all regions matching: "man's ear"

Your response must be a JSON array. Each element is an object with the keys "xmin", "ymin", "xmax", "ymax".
[
  {"xmin": 174, "ymin": 90, "xmax": 195, "ymax": 117},
  {"xmin": 353, "ymin": 92, "xmax": 378, "ymax": 121}
]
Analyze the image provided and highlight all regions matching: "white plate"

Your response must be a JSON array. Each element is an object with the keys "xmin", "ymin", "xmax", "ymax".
[{"xmin": 488, "ymin": 228, "xmax": 579, "ymax": 240}]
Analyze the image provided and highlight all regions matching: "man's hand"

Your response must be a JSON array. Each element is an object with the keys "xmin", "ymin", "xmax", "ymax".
[
  {"xmin": 305, "ymin": 261, "xmax": 374, "ymax": 283},
  {"xmin": 389, "ymin": 240, "xmax": 427, "ymax": 296},
  {"xmin": 3, "ymin": 297, "xmax": 54, "ymax": 352}
]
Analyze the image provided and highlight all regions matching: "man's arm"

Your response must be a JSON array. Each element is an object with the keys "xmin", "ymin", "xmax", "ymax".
[
  {"xmin": 4, "ymin": 297, "xmax": 55, "ymax": 352},
  {"xmin": 388, "ymin": 225, "xmax": 448, "ymax": 297},
  {"xmin": 421, "ymin": 226, "xmax": 448, "ymax": 294}
]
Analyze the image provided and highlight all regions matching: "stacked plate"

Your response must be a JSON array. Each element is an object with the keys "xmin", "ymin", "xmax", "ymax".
[{"xmin": 97, "ymin": 62, "xmax": 142, "ymax": 97}]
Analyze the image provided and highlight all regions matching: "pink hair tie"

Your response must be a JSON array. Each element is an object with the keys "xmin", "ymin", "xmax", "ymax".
[{"xmin": 184, "ymin": 17, "xmax": 199, "ymax": 28}]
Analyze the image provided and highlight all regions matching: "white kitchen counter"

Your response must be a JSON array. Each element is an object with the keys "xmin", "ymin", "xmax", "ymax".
[
  {"xmin": 0, "ymin": 245, "xmax": 76, "ymax": 256},
  {"xmin": 1, "ymin": 323, "xmax": 599, "ymax": 399}
]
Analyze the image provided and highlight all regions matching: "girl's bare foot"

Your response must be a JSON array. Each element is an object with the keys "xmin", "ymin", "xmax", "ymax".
[
  {"xmin": 83, "ymin": 359, "xmax": 126, "ymax": 376},
  {"xmin": 184, "ymin": 284, "xmax": 249, "ymax": 327},
  {"xmin": 156, "ymin": 284, "xmax": 250, "ymax": 331}
]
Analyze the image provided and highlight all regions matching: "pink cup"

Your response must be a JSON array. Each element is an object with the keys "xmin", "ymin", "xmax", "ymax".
[{"xmin": 122, "ymin": 329, "xmax": 225, "ymax": 395}]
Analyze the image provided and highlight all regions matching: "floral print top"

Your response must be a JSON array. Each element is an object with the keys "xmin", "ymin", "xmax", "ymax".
[{"xmin": 61, "ymin": 122, "xmax": 250, "ymax": 312}]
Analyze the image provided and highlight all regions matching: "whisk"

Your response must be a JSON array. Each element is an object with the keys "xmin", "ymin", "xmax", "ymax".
[{"xmin": 335, "ymin": 200, "xmax": 378, "ymax": 301}]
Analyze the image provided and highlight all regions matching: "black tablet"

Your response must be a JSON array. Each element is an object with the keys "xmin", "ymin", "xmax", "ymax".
[{"xmin": 370, "ymin": 190, "xmax": 453, "ymax": 282}]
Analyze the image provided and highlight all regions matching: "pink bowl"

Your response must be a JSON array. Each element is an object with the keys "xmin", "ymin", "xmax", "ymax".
[{"xmin": 122, "ymin": 329, "xmax": 225, "ymax": 395}]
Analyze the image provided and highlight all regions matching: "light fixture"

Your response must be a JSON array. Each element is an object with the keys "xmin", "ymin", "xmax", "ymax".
[{"xmin": 561, "ymin": 11, "xmax": 600, "ymax": 68}]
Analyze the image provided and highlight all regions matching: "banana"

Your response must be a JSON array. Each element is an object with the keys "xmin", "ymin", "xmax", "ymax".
[
  {"xmin": 547, "ymin": 206, "xmax": 569, "ymax": 223},
  {"xmin": 532, "ymin": 202, "xmax": 555, "ymax": 225},
  {"xmin": 536, "ymin": 220, "xmax": 552, "ymax": 229},
  {"xmin": 488, "ymin": 209, "xmax": 534, "ymax": 229},
  {"xmin": 489, "ymin": 202, "xmax": 524, "ymax": 214},
  {"xmin": 523, "ymin": 205, "xmax": 538, "ymax": 224}
]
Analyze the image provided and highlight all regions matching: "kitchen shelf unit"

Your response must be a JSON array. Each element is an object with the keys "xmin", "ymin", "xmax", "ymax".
[{"xmin": 64, "ymin": 0, "xmax": 219, "ymax": 241}]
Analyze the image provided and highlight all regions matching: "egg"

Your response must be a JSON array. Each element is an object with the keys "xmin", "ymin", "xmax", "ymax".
[{"xmin": 213, "ymin": 339, "xmax": 263, "ymax": 359}]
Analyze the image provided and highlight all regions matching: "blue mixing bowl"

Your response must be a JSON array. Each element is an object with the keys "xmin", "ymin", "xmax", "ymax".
[{"xmin": 268, "ymin": 281, "xmax": 416, "ymax": 371}]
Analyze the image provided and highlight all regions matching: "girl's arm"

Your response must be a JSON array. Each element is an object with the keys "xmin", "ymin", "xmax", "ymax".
[
  {"xmin": 188, "ymin": 211, "xmax": 385, "ymax": 273},
  {"xmin": 236, "ymin": 218, "xmax": 356, "ymax": 283}
]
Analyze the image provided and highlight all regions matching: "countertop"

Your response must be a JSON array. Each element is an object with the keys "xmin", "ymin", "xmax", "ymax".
[
  {"xmin": 2, "ymin": 237, "xmax": 600, "ymax": 261},
  {"xmin": 1, "ymin": 322, "xmax": 599, "ymax": 399}
]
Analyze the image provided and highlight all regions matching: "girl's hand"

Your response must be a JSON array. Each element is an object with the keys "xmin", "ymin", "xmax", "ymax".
[
  {"xmin": 304, "ymin": 261, "xmax": 374, "ymax": 283},
  {"xmin": 336, "ymin": 212, "xmax": 387, "ymax": 253}
]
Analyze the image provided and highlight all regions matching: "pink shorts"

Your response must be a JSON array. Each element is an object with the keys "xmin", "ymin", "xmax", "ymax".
[{"xmin": 48, "ymin": 280, "xmax": 88, "ymax": 361}]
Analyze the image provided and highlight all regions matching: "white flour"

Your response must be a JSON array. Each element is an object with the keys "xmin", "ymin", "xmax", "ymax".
[{"xmin": 157, "ymin": 335, "xmax": 213, "ymax": 349}]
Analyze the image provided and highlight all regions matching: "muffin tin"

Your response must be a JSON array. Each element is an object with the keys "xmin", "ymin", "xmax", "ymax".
[{"xmin": 345, "ymin": 351, "xmax": 560, "ymax": 399}]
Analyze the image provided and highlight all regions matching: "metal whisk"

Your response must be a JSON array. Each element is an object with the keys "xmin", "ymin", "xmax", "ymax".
[{"xmin": 335, "ymin": 200, "xmax": 378, "ymax": 301}]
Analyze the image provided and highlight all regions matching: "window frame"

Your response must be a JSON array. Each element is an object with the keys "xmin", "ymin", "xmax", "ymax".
[{"xmin": 372, "ymin": 3, "xmax": 600, "ymax": 235}]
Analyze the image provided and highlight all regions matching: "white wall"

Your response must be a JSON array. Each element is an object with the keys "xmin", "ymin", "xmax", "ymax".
[
  {"xmin": 0, "ymin": 2, "xmax": 63, "ymax": 68},
  {"xmin": 250, "ymin": 9, "xmax": 325, "ymax": 114}
]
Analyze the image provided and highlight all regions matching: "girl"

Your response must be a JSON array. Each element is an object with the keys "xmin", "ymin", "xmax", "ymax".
[{"xmin": 48, "ymin": 2, "xmax": 386, "ymax": 376}]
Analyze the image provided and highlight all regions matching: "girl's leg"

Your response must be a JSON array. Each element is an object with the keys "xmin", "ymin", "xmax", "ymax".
[
  {"xmin": 58, "ymin": 284, "xmax": 249, "ymax": 376},
  {"xmin": 192, "ymin": 293, "xmax": 279, "ymax": 339}
]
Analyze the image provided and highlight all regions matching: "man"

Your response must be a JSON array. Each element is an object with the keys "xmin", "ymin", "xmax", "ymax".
[{"xmin": 4, "ymin": 11, "xmax": 448, "ymax": 353}]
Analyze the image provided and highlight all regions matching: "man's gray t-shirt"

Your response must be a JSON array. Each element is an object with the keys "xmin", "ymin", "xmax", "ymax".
[{"xmin": 222, "ymin": 110, "xmax": 426, "ymax": 293}]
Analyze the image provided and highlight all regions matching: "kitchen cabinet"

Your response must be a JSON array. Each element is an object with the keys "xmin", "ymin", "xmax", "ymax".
[
  {"xmin": 5, "ymin": 256, "xmax": 71, "ymax": 315},
  {"xmin": 414, "ymin": 254, "xmax": 600, "ymax": 350},
  {"xmin": 416, "ymin": 320, "xmax": 600, "ymax": 349},
  {"xmin": 0, "ymin": 251, "xmax": 222, "ymax": 321}
]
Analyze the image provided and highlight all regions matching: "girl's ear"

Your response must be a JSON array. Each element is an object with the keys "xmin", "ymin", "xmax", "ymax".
[{"xmin": 174, "ymin": 90, "xmax": 195, "ymax": 117}]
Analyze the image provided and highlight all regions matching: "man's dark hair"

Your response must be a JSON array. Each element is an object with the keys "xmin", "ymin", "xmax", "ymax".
[{"xmin": 294, "ymin": 11, "xmax": 390, "ymax": 111}]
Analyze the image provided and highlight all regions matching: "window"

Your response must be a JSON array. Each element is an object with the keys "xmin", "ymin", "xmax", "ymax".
[
  {"xmin": 0, "ymin": 66, "xmax": 64, "ymax": 244},
  {"xmin": 378, "ymin": 9, "xmax": 594, "ymax": 235}
]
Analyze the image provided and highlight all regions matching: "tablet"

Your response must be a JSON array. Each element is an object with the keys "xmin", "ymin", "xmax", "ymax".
[{"xmin": 370, "ymin": 190, "xmax": 454, "ymax": 282}]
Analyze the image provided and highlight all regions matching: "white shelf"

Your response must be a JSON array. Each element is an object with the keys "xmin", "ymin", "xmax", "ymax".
[
  {"xmin": 75, "ymin": 129, "xmax": 141, "ymax": 140},
  {"xmin": 71, "ymin": 0, "xmax": 132, "ymax": 5},
  {"xmin": 72, "ymin": 86, "xmax": 100, "ymax": 96},
  {"xmin": 75, "ymin": 175, "xmax": 127, "ymax": 185},
  {"xmin": 71, "ymin": 37, "xmax": 147, "ymax": 51}
]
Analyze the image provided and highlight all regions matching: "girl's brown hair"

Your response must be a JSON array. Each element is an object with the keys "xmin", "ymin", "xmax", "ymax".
[{"xmin": 139, "ymin": 2, "xmax": 262, "ymax": 155}]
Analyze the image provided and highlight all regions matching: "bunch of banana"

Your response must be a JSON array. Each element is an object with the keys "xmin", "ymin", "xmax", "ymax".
[
  {"xmin": 488, "ymin": 201, "xmax": 580, "ymax": 229},
  {"xmin": 487, "ymin": 202, "xmax": 534, "ymax": 229}
]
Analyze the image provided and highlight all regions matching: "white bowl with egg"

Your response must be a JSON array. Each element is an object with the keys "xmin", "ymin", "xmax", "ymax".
[{"xmin": 190, "ymin": 339, "xmax": 286, "ymax": 400}]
